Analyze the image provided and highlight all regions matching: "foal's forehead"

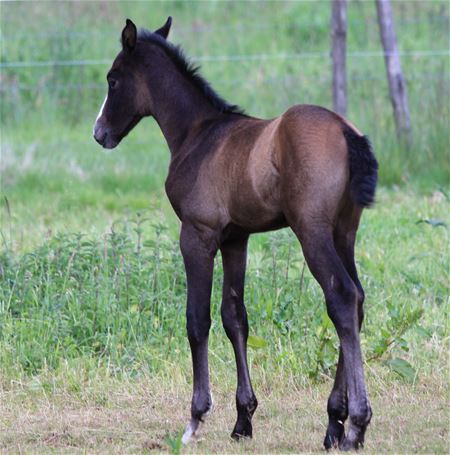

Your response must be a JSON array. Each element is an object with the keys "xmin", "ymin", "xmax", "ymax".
[
  {"xmin": 110, "ymin": 51, "xmax": 129, "ymax": 72},
  {"xmin": 110, "ymin": 39, "xmax": 164, "ymax": 73},
  {"xmin": 110, "ymin": 49, "xmax": 141, "ymax": 74}
]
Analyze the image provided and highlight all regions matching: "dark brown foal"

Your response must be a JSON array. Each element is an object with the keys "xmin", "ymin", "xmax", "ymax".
[{"xmin": 93, "ymin": 18, "xmax": 378, "ymax": 451}]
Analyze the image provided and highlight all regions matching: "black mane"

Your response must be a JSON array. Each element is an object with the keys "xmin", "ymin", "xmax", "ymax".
[{"xmin": 137, "ymin": 29, "xmax": 244, "ymax": 115}]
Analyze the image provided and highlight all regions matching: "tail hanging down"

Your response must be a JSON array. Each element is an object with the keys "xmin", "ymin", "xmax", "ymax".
[{"xmin": 344, "ymin": 127, "xmax": 379, "ymax": 208}]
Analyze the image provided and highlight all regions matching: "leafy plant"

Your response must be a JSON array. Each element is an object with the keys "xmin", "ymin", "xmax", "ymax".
[{"xmin": 165, "ymin": 430, "xmax": 183, "ymax": 455}]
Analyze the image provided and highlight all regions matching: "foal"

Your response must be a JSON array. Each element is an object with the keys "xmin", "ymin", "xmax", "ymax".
[{"xmin": 93, "ymin": 18, "xmax": 378, "ymax": 451}]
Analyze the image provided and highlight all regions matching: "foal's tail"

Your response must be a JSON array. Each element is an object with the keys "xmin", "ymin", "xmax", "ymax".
[{"xmin": 344, "ymin": 126, "xmax": 378, "ymax": 208}]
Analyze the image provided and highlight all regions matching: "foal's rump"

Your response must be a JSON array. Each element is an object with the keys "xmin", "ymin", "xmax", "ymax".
[{"xmin": 276, "ymin": 104, "xmax": 378, "ymax": 228}]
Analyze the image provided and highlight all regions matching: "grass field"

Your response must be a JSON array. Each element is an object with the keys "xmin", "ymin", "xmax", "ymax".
[
  {"xmin": 1, "ymin": 1, "xmax": 449, "ymax": 453},
  {"xmin": 1, "ymin": 367, "xmax": 447, "ymax": 453}
]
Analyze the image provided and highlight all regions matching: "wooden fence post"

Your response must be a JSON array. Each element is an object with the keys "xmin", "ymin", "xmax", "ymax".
[
  {"xmin": 331, "ymin": 0, "xmax": 347, "ymax": 116},
  {"xmin": 376, "ymin": 0, "xmax": 412, "ymax": 144}
]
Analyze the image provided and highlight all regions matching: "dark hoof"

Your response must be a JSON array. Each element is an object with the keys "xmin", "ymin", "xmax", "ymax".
[
  {"xmin": 231, "ymin": 421, "xmax": 253, "ymax": 440},
  {"xmin": 338, "ymin": 436, "xmax": 364, "ymax": 451},
  {"xmin": 338, "ymin": 411, "xmax": 370, "ymax": 451},
  {"xmin": 231, "ymin": 396, "xmax": 257, "ymax": 441},
  {"xmin": 324, "ymin": 420, "xmax": 345, "ymax": 450},
  {"xmin": 338, "ymin": 425, "xmax": 366, "ymax": 451}
]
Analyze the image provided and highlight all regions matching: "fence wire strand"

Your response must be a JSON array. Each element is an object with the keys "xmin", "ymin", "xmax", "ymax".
[{"xmin": 0, "ymin": 49, "xmax": 448, "ymax": 69}]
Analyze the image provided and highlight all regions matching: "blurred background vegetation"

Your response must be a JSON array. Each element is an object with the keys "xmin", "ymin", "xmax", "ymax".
[
  {"xmin": 1, "ymin": 1, "xmax": 449, "ymax": 191},
  {"xmin": 0, "ymin": 1, "xmax": 448, "ymax": 386}
]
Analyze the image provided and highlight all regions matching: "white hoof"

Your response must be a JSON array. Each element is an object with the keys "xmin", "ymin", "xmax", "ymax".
[
  {"xmin": 182, "ymin": 419, "xmax": 200, "ymax": 444},
  {"xmin": 182, "ymin": 394, "xmax": 214, "ymax": 444}
]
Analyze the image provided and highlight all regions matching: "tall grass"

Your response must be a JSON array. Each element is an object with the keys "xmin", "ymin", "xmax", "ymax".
[{"xmin": 1, "ymin": 190, "xmax": 448, "ymax": 383}]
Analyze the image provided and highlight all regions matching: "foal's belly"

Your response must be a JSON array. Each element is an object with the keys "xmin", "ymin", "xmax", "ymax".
[
  {"xmin": 188, "ymin": 116, "xmax": 285, "ymax": 233},
  {"xmin": 232, "ymin": 213, "xmax": 288, "ymax": 234},
  {"xmin": 227, "ymin": 156, "xmax": 284, "ymax": 232},
  {"xmin": 227, "ymin": 178, "xmax": 285, "ymax": 233}
]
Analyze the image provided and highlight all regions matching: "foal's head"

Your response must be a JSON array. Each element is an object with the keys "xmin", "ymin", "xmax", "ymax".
[{"xmin": 93, "ymin": 17, "xmax": 172, "ymax": 149}]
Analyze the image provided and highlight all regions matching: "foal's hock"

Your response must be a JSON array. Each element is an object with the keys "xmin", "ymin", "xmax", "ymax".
[{"xmin": 93, "ymin": 17, "xmax": 378, "ymax": 451}]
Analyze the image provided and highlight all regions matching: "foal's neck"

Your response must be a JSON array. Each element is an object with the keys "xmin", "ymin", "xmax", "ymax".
[{"xmin": 148, "ymin": 67, "xmax": 227, "ymax": 154}]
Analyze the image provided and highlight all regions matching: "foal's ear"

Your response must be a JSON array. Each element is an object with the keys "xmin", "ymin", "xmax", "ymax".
[
  {"xmin": 122, "ymin": 19, "xmax": 137, "ymax": 52},
  {"xmin": 155, "ymin": 16, "xmax": 172, "ymax": 39}
]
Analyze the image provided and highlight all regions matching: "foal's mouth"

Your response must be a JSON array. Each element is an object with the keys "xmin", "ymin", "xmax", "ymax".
[
  {"xmin": 93, "ymin": 120, "xmax": 121, "ymax": 149},
  {"xmin": 93, "ymin": 130, "xmax": 119, "ymax": 149},
  {"xmin": 93, "ymin": 116, "xmax": 141, "ymax": 150}
]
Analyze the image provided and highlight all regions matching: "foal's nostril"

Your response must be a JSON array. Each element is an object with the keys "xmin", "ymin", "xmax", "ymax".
[{"xmin": 94, "ymin": 131, "xmax": 107, "ymax": 146}]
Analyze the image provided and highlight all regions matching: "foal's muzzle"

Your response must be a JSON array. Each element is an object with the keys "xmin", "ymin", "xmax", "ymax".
[{"xmin": 93, "ymin": 122, "xmax": 118, "ymax": 149}]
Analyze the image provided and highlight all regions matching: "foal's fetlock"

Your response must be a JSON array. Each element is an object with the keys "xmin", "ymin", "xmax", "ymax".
[
  {"xmin": 339, "ymin": 423, "xmax": 367, "ymax": 451},
  {"xmin": 324, "ymin": 396, "xmax": 348, "ymax": 450},
  {"xmin": 182, "ymin": 394, "xmax": 214, "ymax": 444},
  {"xmin": 351, "ymin": 406, "xmax": 372, "ymax": 427},
  {"xmin": 338, "ymin": 409, "xmax": 372, "ymax": 451},
  {"xmin": 231, "ymin": 395, "xmax": 258, "ymax": 440},
  {"xmin": 324, "ymin": 419, "xmax": 345, "ymax": 450},
  {"xmin": 191, "ymin": 391, "xmax": 214, "ymax": 420}
]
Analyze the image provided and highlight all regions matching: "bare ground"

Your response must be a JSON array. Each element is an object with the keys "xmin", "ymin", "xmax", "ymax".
[{"xmin": 0, "ymin": 365, "xmax": 448, "ymax": 454}]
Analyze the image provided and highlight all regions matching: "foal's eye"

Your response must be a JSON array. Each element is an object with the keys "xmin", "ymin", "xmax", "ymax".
[{"xmin": 108, "ymin": 78, "xmax": 118, "ymax": 90}]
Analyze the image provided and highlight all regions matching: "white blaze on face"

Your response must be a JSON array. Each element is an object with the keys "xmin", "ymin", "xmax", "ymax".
[{"xmin": 93, "ymin": 94, "xmax": 108, "ymax": 134}]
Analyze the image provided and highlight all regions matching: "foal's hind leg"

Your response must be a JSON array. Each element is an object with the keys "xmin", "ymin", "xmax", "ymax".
[
  {"xmin": 293, "ymin": 225, "xmax": 372, "ymax": 450},
  {"xmin": 220, "ymin": 235, "xmax": 258, "ymax": 439},
  {"xmin": 334, "ymin": 205, "xmax": 366, "ymax": 329},
  {"xmin": 324, "ymin": 207, "xmax": 366, "ymax": 449},
  {"xmin": 324, "ymin": 347, "xmax": 347, "ymax": 450}
]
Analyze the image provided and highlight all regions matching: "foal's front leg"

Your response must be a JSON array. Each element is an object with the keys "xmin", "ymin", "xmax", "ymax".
[
  {"xmin": 180, "ymin": 223, "xmax": 217, "ymax": 444},
  {"xmin": 220, "ymin": 236, "xmax": 258, "ymax": 439}
]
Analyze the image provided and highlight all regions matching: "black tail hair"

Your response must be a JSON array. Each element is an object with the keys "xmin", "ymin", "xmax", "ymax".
[{"xmin": 344, "ymin": 127, "xmax": 378, "ymax": 208}]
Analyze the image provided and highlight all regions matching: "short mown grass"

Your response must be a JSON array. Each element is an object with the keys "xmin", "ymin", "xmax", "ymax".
[{"xmin": 0, "ymin": 363, "xmax": 448, "ymax": 453}]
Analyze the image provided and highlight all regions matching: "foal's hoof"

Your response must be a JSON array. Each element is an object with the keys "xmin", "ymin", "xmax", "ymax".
[
  {"xmin": 338, "ymin": 436, "xmax": 364, "ymax": 451},
  {"xmin": 324, "ymin": 420, "xmax": 345, "ymax": 450},
  {"xmin": 231, "ymin": 397, "xmax": 257, "ymax": 441},
  {"xmin": 182, "ymin": 395, "xmax": 214, "ymax": 444},
  {"xmin": 231, "ymin": 421, "xmax": 253, "ymax": 441},
  {"xmin": 181, "ymin": 418, "xmax": 201, "ymax": 444},
  {"xmin": 338, "ymin": 416, "xmax": 369, "ymax": 450},
  {"xmin": 338, "ymin": 427, "xmax": 366, "ymax": 451}
]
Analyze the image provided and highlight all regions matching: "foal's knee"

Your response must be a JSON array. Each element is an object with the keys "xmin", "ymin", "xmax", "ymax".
[{"xmin": 186, "ymin": 311, "xmax": 211, "ymax": 346}]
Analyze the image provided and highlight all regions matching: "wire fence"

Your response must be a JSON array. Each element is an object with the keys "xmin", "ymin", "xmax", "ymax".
[
  {"xmin": 0, "ymin": 14, "xmax": 447, "ymax": 41},
  {"xmin": 1, "ymin": 47, "xmax": 447, "ymax": 98},
  {"xmin": 1, "ymin": 49, "xmax": 448, "ymax": 69},
  {"xmin": 1, "ymin": 71, "xmax": 448, "ymax": 95}
]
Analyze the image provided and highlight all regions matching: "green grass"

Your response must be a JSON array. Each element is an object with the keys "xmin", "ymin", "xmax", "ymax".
[
  {"xmin": 1, "ymin": 188, "xmax": 448, "ymax": 381},
  {"xmin": 0, "ymin": 1, "xmax": 449, "ymax": 453}
]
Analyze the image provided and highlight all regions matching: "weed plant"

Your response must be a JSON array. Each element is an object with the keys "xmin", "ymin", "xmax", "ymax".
[{"xmin": 1, "ymin": 190, "xmax": 447, "ymax": 385}]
